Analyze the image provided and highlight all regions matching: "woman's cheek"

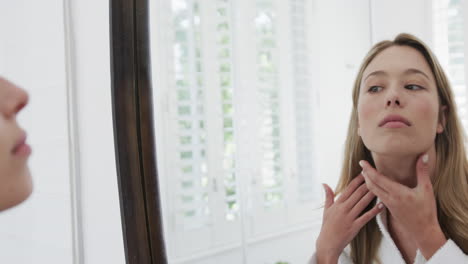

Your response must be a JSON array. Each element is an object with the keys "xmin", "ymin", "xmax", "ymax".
[
  {"xmin": 358, "ymin": 99, "xmax": 377, "ymax": 122},
  {"xmin": 417, "ymin": 99, "xmax": 440, "ymax": 131}
]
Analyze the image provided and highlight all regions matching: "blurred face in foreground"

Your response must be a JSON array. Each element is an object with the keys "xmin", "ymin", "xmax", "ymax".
[
  {"xmin": 0, "ymin": 77, "xmax": 32, "ymax": 211},
  {"xmin": 357, "ymin": 46, "xmax": 445, "ymax": 157}
]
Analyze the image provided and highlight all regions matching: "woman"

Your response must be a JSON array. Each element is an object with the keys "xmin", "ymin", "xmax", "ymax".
[
  {"xmin": 0, "ymin": 77, "xmax": 32, "ymax": 211},
  {"xmin": 312, "ymin": 33, "xmax": 468, "ymax": 263}
]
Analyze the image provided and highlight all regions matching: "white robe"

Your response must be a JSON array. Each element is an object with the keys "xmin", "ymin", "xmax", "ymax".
[{"xmin": 309, "ymin": 207, "xmax": 468, "ymax": 263}]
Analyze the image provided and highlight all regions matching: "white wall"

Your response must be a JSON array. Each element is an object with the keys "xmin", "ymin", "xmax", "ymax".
[
  {"xmin": 69, "ymin": 0, "xmax": 125, "ymax": 263},
  {"xmin": 370, "ymin": 0, "xmax": 432, "ymax": 45},
  {"xmin": 314, "ymin": 0, "xmax": 371, "ymax": 189}
]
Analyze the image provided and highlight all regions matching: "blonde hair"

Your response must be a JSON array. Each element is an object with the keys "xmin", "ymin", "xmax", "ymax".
[{"xmin": 336, "ymin": 33, "xmax": 468, "ymax": 263}]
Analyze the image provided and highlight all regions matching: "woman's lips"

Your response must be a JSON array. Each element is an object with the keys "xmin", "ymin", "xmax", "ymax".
[
  {"xmin": 381, "ymin": 121, "xmax": 409, "ymax": 128},
  {"xmin": 12, "ymin": 134, "xmax": 31, "ymax": 156},
  {"xmin": 379, "ymin": 114, "xmax": 411, "ymax": 127},
  {"xmin": 13, "ymin": 142, "xmax": 31, "ymax": 156}
]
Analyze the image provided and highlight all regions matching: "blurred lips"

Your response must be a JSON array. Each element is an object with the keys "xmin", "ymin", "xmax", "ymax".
[
  {"xmin": 12, "ymin": 132, "xmax": 31, "ymax": 156},
  {"xmin": 379, "ymin": 115, "xmax": 411, "ymax": 128}
]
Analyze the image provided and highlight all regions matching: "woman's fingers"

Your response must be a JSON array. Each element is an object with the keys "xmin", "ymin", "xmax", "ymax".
[
  {"xmin": 416, "ymin": 153, "xmax": 432, "ymax": 190},
  {"xmin": 323, "ymin": 183, "xmax": 335, "ymax": 209},
  {"xmin": 343, "ymin": 182, "xmax": 368, "ymax": 211},
  {"xmin": 336, "ymin": 174, "xmax": 365, "ymax": 203},
  {"xmin": 349, "ymin": 190, "xmax": 376, "ymax": 218},
  {"xmin": 360, "ymin": 160, "xmax": 409, "ymax": 195},
  {"xmin": 362, "ymin": 170, "xmax": 390, "ymax": 204},
  {"xmin": 354, "ymin": 202, "xmax": 384, "ymax": 228}
]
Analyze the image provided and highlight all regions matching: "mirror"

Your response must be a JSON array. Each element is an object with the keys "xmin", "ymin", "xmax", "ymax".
[{"xmin": 142, "ymin": 0, "xmax": 467, "ymax": 263}]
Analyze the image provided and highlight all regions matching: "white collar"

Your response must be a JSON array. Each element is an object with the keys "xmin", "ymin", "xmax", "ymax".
[{"xmin": 375, "ymin": 199, "xmax": 427, "ymax": 263}]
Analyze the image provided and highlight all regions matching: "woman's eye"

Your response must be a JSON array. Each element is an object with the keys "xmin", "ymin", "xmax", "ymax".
[
  {"xmin": 368, "ymin": 86, "xmax": 383, "ymax": 93},
  {"xmin": 405, "ymin": 84, "xmax": 423, "ymax": 90}
]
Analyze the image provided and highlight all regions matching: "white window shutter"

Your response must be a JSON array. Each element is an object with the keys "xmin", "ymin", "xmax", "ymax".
[
  {"xmin": 291, "ymin": 0, "xmax": 317, "ymax": 203},
  {"xmin": 152, "ymin": 0, "xmax": 321, "ymax": 260},
  {"xmin": 433, "ymin": 0, "xmax": 468, "ymax": 130},
  {"xmin": 286, "ymin": 0, "xmax": 322, "ymax": 225}
]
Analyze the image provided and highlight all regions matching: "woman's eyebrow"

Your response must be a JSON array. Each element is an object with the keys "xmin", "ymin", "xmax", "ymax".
[
  {"xmin": 363, "ymin": 70, "xmax": 387, "ymax": 82},
  {"xmin": 403, "ymin": 68, "xmax": 431, "ymax": 80},
  {"xmin": 363, "ymin": 68, "xmax": 431, "ymax": 82}
]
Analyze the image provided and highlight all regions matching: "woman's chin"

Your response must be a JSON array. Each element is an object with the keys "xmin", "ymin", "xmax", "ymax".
[
  {"xmin": 369, "ymin": 145, "xmax": 423, "ymax": 157},
  {"xmin": 0, "ymin": 171, "xmax": 33, "ymax": 212}
]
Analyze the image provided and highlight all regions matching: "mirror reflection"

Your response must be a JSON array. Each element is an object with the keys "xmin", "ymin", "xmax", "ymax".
[{"xmin": 149, "ymin": 0, "xmax": 468, "ymax": 263}]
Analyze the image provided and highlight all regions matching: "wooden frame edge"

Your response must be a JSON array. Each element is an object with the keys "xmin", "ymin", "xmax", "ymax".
[{"xmin": 109, "ymin": 0, "xmax": 167, "ymax": 263}]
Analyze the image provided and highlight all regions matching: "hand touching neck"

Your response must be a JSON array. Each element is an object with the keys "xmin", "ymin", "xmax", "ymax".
[{"xmin": 371, "ymin": 144, "xmax": 437, "ymax": 188}]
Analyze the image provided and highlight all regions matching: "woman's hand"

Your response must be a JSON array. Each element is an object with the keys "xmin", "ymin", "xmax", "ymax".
[
  {"xmin": 359, "ymin": 153, "xmax": 447, "ymax": 260},
  {"xmin": 316, "ymin": 174, "xmax": 383, "ymax": 264}
]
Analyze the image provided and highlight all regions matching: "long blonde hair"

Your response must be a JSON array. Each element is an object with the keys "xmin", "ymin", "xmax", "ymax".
[{"xmin": 336, "ymin": 33, "xmax": 468, "ymax": 263}]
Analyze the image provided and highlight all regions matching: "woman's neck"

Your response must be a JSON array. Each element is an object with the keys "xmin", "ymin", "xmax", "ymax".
[
  {"xmin": 371, "ymin": 154, "xmax": 418, "ymax": 188},
  {"xmin": 371, "ymin": 145, "xmax": 437, "ymax": 262},
  {"xmin": 370, "ymin": 144, "xmax": 436, "ymax": 188}
]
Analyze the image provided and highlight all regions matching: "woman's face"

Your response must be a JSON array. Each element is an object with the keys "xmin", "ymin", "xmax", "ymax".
[
  {"xmin": 357, "ymin": 46, "xmax": 445, "ymax": 156},
  {"xmin": 0, "ymin": 77, "xmax": 31, "ymax": 211}
]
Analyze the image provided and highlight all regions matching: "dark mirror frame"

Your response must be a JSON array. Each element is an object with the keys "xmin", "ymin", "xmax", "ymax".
[{"xmin": 109, "ymin": 0, "xmax": 167, "ymax": 263}]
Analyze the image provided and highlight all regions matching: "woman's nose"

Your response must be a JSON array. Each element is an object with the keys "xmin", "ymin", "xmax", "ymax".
[
  {"xmin": 385, "ymin": 86, "xmax": 403, "ymax": 108},
  {"xmin": 0, "ymin": 78, "xmax": 29, "ymax": 118},
  {"xmin": 387, "ymin": 98, "xmax": 401, "ymax": 107},
  {"xmin": 9, "ymin": 87, "xmax": 29, "ymax": 116}
]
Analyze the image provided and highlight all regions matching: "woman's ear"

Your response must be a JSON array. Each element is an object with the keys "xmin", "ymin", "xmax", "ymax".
[{"xmin": 437, "ymin": 105, "xmax": 447, "ymax": 134}]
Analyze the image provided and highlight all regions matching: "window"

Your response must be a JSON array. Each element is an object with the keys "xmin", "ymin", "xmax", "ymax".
[
  {"xmin": 151, "ymin": 0, "xmax": 319, "ymax": 261},
  {"xmin": 433, "ymin": 0, "xmax": 468, "ymax": 129}
]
